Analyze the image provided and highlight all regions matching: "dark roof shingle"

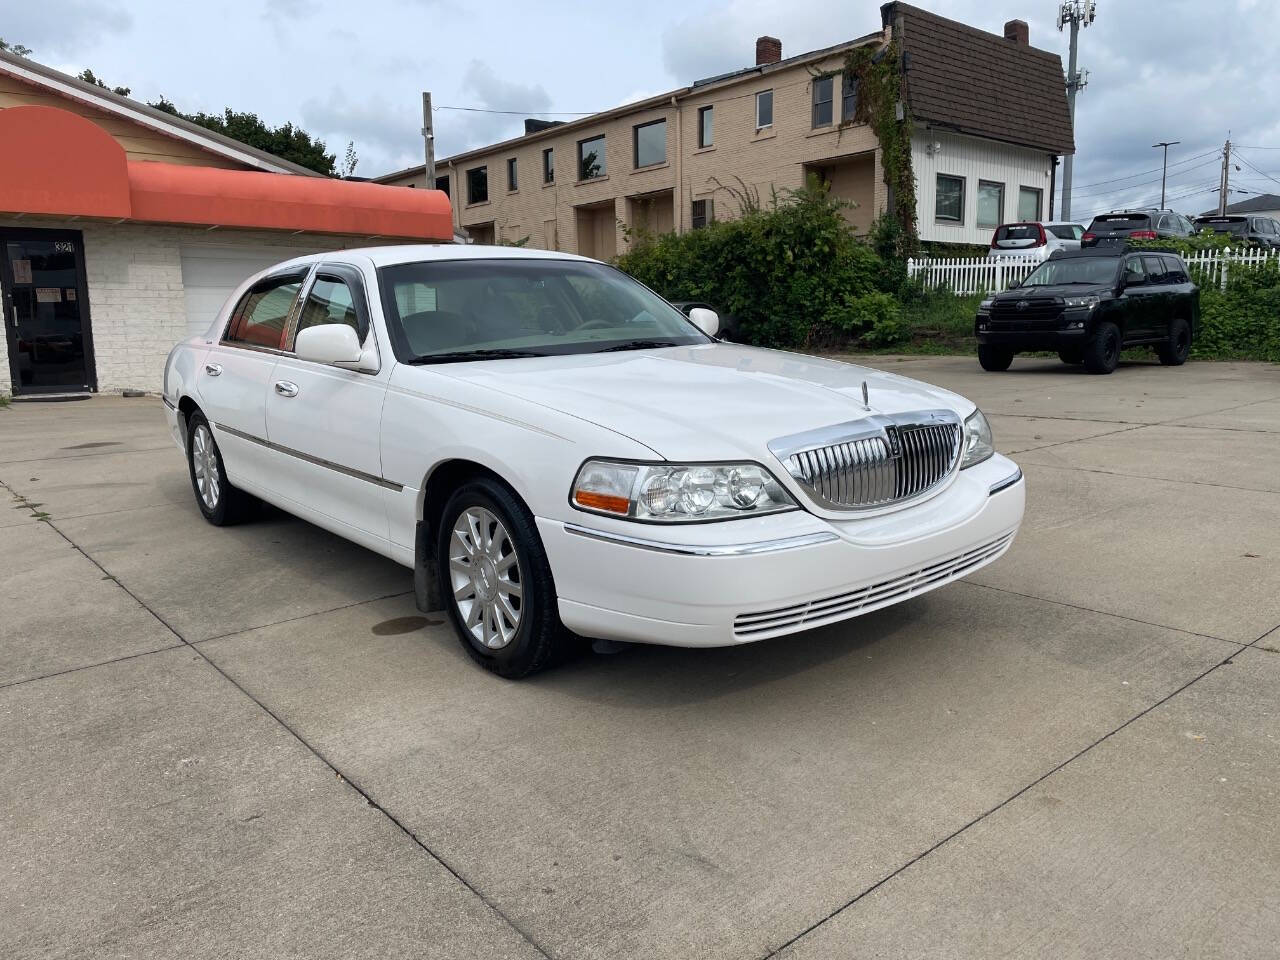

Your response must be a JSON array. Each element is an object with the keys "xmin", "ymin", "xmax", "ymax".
[{"xmin": 884, "ymin": 2, "xmax": 1075, "ymax": 155}]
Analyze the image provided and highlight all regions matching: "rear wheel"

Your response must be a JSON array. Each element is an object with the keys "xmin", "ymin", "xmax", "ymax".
[
  {"xmin": 437, "ymin": 477, "xmax": 569, "ymax": 678},
  {"xmin": 1058, "ymin": 348, "xmax": 1084, "ymax": 365},
  {"xmin": 186, "ymin": 411, "xmax": 257, "ymax": 525},
  {"xmin": 1083, "ymin": 322, "xmax": 1121, "ymax": 375},
  {"xmin": 978, "ymin": 345, "xmax": 1014, "ymax": 372},
  {"xmin": 1157, "ymin": 317, "xmax": 1191, "ymax": 366}
]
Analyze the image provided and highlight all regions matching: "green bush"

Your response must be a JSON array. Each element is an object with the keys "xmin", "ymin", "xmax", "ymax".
[
  {"xmin": 616, "ymin": 178, "xmax": 892, "ymax": 348},
  {"xmin": 1193, "ymin": 259, "xmax": 1280, "ymax": 361}
]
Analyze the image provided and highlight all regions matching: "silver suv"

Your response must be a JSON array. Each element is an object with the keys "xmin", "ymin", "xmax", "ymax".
[{"xmin": 1082, "ymin": 209, "xmax": 1196, "ymax": 248}]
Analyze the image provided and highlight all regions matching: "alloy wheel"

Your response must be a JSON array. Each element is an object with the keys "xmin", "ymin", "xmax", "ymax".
[
  {"xmin": 449, "ymin": 506, "xmax": 523, "ymax": 649},
  {"xmin": 191, "ymin": 424, "xmax": 221, "ymax": 511}
]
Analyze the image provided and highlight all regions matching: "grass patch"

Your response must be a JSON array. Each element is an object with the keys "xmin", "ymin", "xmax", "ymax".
[
  {"xmin": 0, "ymin": 393, "xmax": 10, "ymax": 409},
  {"xmin": 854, "ymin": 288, "xmax": 982, "ymax": 355}
]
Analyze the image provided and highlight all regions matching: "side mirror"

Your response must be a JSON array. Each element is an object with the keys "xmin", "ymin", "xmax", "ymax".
[
  {"xmin": 688, "ymin": 306, "xmax": 720, "ymax": 338},
  {"xmin": 295, "ymin": 323, "xmax": 363, "ymax": 365},
  {"xmin": 1007, "ymin": 279, "xmax": 1021, "ymax": 289}
]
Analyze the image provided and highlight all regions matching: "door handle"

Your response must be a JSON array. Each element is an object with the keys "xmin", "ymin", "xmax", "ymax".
[
  {"xmin": 204, "ymin": 363, "xmax": 222, "ymax": 377},
  {"xmin": 274, "ymin": 380, "xmax": 299, "ymax": 398}
]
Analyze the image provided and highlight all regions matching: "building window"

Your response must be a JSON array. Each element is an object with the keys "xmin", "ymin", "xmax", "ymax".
[
  {"xmin": 506, "ymin": 157, "xmax": 518, "ymax": 191},
  {"xmin": 543, "ymin": 147, "xmax": 554, "ymax": 184},
  {"xmin": 1018, "ymin": 186, "xmax": 1043, "ymax": 222},
  {"xmin": 935, "ymin": 174, "xmax": 964, "ymax": 223},
  {"xmin": 578, "ymin": 134, "xmax": 606, "ymax": 180},
  {"xmin": 756, "ymin": 89, "xmax": 773, "ymax": 129},
  {"xmin": 812, "ymin": 75, "xmax": 834, "ymax": 128},
  {"xmin": 977, "ymin": 180, "xmax": 1004, "ymax": 229},
  {"xmin": 434, "ymin": 175, "xmax": 450, "ymax": 197},
  {"xmin": 466, "ymin": 166, "xmax": 488, "ymax": 205},
  {"xmin": 691, "ymin": 198, "xmax": 713, "ymax": 229},
  {"xmin": 633, "ymin": 118, "xmax": 666, "ymax": 168},
  {"xmin": 841, "ymin": 71, "xmax": 858, "ymax": 122},
  {"xmin": 698, "ymin": 105, "xmax": 713, "ymax": 148}
]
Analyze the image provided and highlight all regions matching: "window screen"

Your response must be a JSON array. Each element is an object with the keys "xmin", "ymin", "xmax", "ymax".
[
  {"xmin": 812, "ymin": 76, "xmax": 834, "ymax": 128},
  {"xmin": 977, "ymin": 181, "xmax": 1004, "ymax": 229},
  {"xmin": 756, "ymin": 90, "xmax": 773, "ymax": 128},
  {"xmin": 936, "ymin": 175, "xmax": 964, "ymax": 222}
]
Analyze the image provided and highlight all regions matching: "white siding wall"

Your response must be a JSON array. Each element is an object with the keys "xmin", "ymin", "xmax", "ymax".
[
  {"xmin": 0, "ymin": 220, "xmax": 355, "ymax": 396},
  {"xmin": 911, "ymin": 129, "xmax": 1055, "ymax": 246}
]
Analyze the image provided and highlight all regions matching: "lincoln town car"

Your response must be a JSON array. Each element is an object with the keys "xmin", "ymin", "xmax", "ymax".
[{"xmin": 163, "ymin": 246, "xmax": 1025, "ymax": 676}]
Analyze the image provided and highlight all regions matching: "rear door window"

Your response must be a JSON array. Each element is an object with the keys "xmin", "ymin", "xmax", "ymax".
[
  {"xmin": 1142, "ymin": 255, "xmax": 1168, "ymax": 283},
  {"xmin": 1162, "ymin": 256, "xmax": 1188, "ymax": 283},
  {"xmin": 226, "ymin": 275, "xmax": 304, "ymax": 349}
]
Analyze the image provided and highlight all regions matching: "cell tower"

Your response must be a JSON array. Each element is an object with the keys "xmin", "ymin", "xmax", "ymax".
[{"xmin": 1058, "ymin": 1, "xmax": 1096, "ymax": 221}]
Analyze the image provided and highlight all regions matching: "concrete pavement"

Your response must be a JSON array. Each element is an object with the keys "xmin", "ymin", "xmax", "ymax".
[{"xmin": 2, "ymin": 356, "xmax": 1278, "ymax": 959}]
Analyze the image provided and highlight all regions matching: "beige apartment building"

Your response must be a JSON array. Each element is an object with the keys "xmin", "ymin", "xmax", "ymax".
[{"xmin": 378, "ymin": 3, "xmax": 1074, "ymax": 256}]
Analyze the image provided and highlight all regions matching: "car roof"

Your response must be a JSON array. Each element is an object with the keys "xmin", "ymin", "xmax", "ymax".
[
  {"xmin": 1050, "ymin": 248, "xmax": 1185, "ymax": 261},
  {"xmin": 266, "ymin": 243, "xmax": 598, "ymax": 273}
]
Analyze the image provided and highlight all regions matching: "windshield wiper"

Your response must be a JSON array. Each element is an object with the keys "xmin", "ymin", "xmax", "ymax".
[
  {"xmin": 409, "ymin": 348, "xmax": 548, "ymax": 364},
  {"xmin": 595, "ymin": 340, "xmax": 683, "ymax": 353}
]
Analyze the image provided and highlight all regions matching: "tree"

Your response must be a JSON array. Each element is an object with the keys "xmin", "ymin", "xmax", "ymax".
[
  {"xmin": 147, "ymin": 97, "xmax": 337, "ymax": 176},
  {"xmin": 77, "ymin": 68, "xmax": 130, "ymax": 97},
  {"xmin": 341, "ymin": 141, "xmax": 358, "ymax": 178},
  {"xmin": 0, "ymin": 38, "xmax": 32, "ymax": 57}
]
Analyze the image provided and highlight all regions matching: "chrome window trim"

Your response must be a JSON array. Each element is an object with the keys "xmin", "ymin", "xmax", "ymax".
[
  {"xmin": 563, "ymin": 523, "xmax": 838, "ymax": 557},
  {"xmin": 989, "ymin": 467, "xmax": 1023, "ymax": 496},
  {"xmin": 218, "ymin": 265, "xmax": 314, "ymax": 355},
  {"xmin": 211, "ymin": 421, "xmax": 403, "ymax": 491},
  {"xmin": 283, "ymin": 262, "xmax": 382, "ymax": 374}
]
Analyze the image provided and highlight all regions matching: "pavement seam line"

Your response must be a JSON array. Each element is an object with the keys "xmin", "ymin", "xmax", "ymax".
[
  {"xmin": 957, "ymin": 580, "xmax": 1243, "ymax": 649},
  {"xmin": 0, "ymin": 643, "xmax": 188, "ymax": 691},
  {"xmin": 192, "ymin": 589, "xmax": 416, "ymax": 646},
  {"xmin": 0, "ymin": 444, "xmax": 175, "ymax": 466},
  {"xmin": 762, "ymin": 636, "xmax": 1253, "ymax": 959},
  {"xmin": 30, "ymin": 511, "xmax": 558, "ymax": 960},
  {"xmin": 1014, "ymin": 459, "xmax": 1280, "ymax": 496}
]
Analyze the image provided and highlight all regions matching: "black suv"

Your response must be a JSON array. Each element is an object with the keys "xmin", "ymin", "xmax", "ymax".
[
  {"xmin": 1082, "ymin": 209, "xmax": 1196, "ymax": 247},
  {"xmin": 974, "ymin": 249, "xmax": 1199, "ymax": 374},
  {"xmin": 1193, "ymin": 214, "xmax": 1280, "ymax": 248}
]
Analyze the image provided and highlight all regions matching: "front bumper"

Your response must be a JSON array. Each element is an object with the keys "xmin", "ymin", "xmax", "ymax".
[
  {"xmin": 975, "ymin": 312, "xmax": 1091, "ymax": 351},
  {"xmin": 539, "ymin": 453, "xmax": 1025, "ymax": 647}
]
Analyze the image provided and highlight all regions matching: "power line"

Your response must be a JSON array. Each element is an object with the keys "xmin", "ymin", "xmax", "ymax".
[
  {"xmin": 1069, "ymin": 157, "xmax": 1221, "ymax": 200},
  {"xmin": 1233, "ymin": 151, "xmax": 1280, "ymax": 189},
  {"xmin": 1069, "ymin": 148, "xmax": 1218, "ymax": 190}
]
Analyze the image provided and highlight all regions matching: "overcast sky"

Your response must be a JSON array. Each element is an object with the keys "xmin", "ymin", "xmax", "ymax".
[{"xmin": 6, "ymin": 0, "xmax": 1280, "ymax": 219}]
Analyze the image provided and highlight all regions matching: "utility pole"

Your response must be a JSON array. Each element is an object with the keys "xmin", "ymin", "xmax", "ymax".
[
  {"xmin": 1152, "ymin": 140, "xmax": 1180, "ymax": 207},
  {"xmin": 421, "ymin": 92, "xmax": 436, "ymax": 188},
  {"xmin": 1057, "ymin": 1, "xmax": 1096, "ymax": 221},
  {"xmin": 1218, "ymin": 138, "xmax": 1233, "ymax": 216}
]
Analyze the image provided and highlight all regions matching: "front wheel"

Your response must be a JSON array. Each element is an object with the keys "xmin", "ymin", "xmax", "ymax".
[
  {"xmin": 437, "ymin": 478, "xmax": 568, "ymax": 678},
  {"xmin": 978, "ymin": 345, "xmax": 1014, "ymax": 372},
  {"xmin": 1083, "ymin": 322, "xmax": 1121, "ymax": 374},
  {"xmin": 1156, "ymin": 317, "xmax": 1191, "ymax": 366}
]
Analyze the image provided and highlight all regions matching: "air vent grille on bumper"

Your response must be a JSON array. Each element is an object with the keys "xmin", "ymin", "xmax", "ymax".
[{"xmin": 732, "ymin": 532, "xmax": 1015, "ymax": 639}]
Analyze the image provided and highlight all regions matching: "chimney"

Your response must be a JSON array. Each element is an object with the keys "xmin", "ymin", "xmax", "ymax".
[
  {"xmin": 1003, "ymin": 19, "xmax": 1029, "ymax": 45},
  {"xmin": 755, "ymin": 36, "xmax": 782, "ymax": 66}
]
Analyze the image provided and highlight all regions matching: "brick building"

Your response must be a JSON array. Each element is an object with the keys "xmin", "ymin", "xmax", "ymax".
[
  {"xmin": 377, "ymin": 3, "xmax": 1074, "ymax": 256},
  {"xmin": 0, "ymin": 51, "xmax": 449, "ymax": 399}
]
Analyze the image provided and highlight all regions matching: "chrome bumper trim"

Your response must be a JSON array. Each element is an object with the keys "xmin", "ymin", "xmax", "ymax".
[
  {"xmin": 989, "ymin": 467, "xmax": 1023, "ymax": 496},
  {"xmin": 563, "ymin": 523, "xmax": 839, "ymax": 557}
]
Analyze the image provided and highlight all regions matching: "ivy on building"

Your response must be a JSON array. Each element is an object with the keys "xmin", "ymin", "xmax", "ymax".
[{"xmin": 843, "ymin": 40, "xmax": 918, "ymax": 257}]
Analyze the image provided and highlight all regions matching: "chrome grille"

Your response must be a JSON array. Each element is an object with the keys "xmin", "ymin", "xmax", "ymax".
[{"xmin": 769, "ymin": 411, "xmax": 962, "ymax": 510}]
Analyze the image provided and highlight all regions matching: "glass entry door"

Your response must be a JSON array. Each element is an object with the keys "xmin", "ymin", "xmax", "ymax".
[{"xmin": 1, "ymin": 229, "xmax": 96, "ymax": 394}]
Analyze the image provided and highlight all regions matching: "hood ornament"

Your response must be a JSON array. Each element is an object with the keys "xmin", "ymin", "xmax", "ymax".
[{"xmin": 861, "ymin": 379, "xmax": 870, "ymax": 410}]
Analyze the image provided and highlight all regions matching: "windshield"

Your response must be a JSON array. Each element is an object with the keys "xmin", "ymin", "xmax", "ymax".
[
  {"xmin": 1197, "ymin": 218, "xmax": 1248, "ymax": 235},
  {"xmin": 378, "ymin": 258, "xmax": 708, "ymax": 361},
  {"xmin": 1020, "ymin": 258, "xmax": 1118, "ymax": 287}
]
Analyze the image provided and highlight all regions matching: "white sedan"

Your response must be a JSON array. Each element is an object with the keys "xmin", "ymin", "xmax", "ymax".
[{"xmin": 163, "ymin": 245, "xmax": 1024, "ymax": 677}]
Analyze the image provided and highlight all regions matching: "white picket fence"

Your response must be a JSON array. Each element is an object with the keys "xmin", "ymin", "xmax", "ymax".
[{"xmin": 907, "ymin": 247, "xmax": 1280, "ymax": 296}]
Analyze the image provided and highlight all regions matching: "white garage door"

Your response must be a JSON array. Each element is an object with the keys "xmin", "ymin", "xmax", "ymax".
[{"xmin": 180, "ymin": 244, "xmax": 317, "ymax": 339}]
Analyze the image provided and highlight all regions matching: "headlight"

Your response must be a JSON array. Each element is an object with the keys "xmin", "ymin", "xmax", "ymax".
[
  {"xmin": 961, "ymin": 408, "xmax": 994, "ymax": 469},
  {"xmin": 571, "ymin": 459, "xmax": 797, "ymax": 522},
  {"xmin": 977, "ymin": 298, "xmax": 994, "ymax": 314},
  {"xmin": 1063, "ymin": 295, "xmax": 1099, "ymax": 309}
]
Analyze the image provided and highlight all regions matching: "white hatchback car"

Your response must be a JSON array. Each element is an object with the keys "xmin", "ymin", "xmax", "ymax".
[
  {"xmin": 163, "ymin": 246, "xmax": 1024, "ymax": 676},
  {"xmin": 987, "ymin": 221, "xmax": 1084, "ymax": 262}
]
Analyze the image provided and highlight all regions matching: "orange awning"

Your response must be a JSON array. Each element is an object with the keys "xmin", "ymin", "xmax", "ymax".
[{"xmin": 0, "ymin": 105, "xmax": 452, "ymax": 240}]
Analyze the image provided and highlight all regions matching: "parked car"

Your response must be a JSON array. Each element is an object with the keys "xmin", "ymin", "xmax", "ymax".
[
  {"xmin": 986, "ymin": 221, "xmax": 1084, "ymax": 261},
  {"xmin": 1081, "ymin": 209, "xmax": 1196, "ymax": 247},
  {"xmin": 1192, "ymin": 214, "xmax": 1280, "ymax": 248},
  {"xmin": 975, "ymin": 248, "xmax": 1199, "ymax": 374},
  {"xmin": 164, "ymin": 246, "xmax": 1025, "ymax": 677}
]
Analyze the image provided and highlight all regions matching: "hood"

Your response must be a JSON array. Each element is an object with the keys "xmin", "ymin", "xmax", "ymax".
[
  {"xmin": 422, "ymin": 343, "xmax": 970, "ymax": 462},
  {"xmin": 994, "ymin": 283, "xmax": 1111, "ymax": 301}
]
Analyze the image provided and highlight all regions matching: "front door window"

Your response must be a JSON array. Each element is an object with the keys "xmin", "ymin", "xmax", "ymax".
[{"xmin": 2, "ymin": 230, "xmax": 95, "ymax": 394}]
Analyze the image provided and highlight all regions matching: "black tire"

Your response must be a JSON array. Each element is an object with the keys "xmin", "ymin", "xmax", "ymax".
[
  {"xmin": 1157, "ymin": 317, "xmax": 1191, "ymax": 366},
  {"xmin": 1058, "ymin": 348, "xmax": 1084, "ymax": 365},
  {"xmin": 1083, "ymin": 321, "xmax": 1121, "ymax": 374},
  {"xmin": 436, "ymin": 477, "xmax": 568, "ymax": 678},
  {"xmin": 978, "ymin": 345, "xmax": 1014, "ymax": 372},
  {"xmin": 186, "ymin": 411, "xmax": 257, "ymax": 525}
]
